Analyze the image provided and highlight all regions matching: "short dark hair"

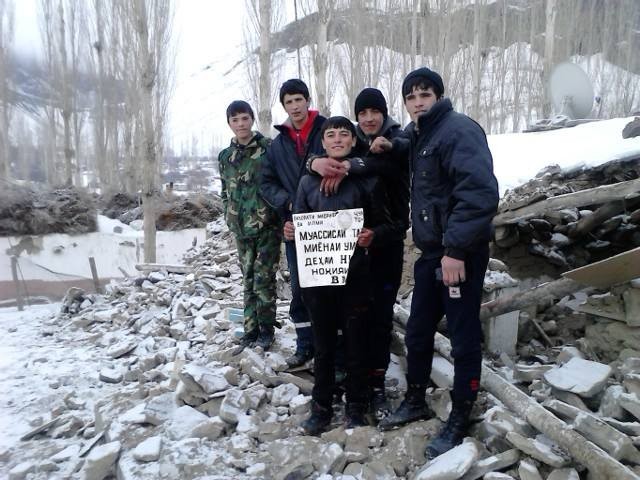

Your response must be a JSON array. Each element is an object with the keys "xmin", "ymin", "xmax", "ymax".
[
  {"xmin": 402, "ymin": 67, "xmax": 445, "ymax": 100},
  {"xmin": 226, "ymin": 100, "xmax": 254, "ymax": 121},
  {"xmin": 279, "ymin": 79, "xmax": 310, "ymax": 104},
  {"xmin": 320, "ymin": 116, "xmax": 356, "ymax": 138}
]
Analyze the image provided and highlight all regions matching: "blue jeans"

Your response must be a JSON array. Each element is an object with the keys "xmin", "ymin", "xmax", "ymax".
[{"xmin": 285, "ymin": 240, "xmax": 314, "ymax": 353}]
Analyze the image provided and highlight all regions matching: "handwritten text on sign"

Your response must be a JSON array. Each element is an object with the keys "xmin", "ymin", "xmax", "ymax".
[{"xmin": 293, "ymin": 208, "xmax": 364, "ymax": 288}]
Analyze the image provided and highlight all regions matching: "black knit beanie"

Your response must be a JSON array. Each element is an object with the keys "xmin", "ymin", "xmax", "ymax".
[
  {"xmin": 226, "ymin": 100, "xmax": 254, "ymax": 121},
  {"xmin": 354, "ymin": 88, "xmax": 388, "ymax": 119},
  {"xmin": 279, "ymin": 79, "xmax": 310, "ymax": 104},
  {"xmin": 401, "ymin": 67, "xmax": 445, "ymax": 99}
]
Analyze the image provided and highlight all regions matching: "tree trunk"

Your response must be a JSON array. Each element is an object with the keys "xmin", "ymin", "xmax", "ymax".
[
  {"xmin": 134, "ymin": 0, "xmax": 157, "ymax": 263},
  {"xmin": 543, "ymin": 0, "xmax": 557, "ymax": 117},
  {"xmin": 257, "ymin": 0, "xmax": 272, "ymax": 134},
  {"xmin": 314, "ymin": 0, "xmax": 331, "ymax": 117}
]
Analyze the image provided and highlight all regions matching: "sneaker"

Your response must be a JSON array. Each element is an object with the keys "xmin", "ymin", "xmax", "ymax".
[
  {"xmin": 301, "ymin": 401, "xmax": 332, "ymax": 436},
  {"xmin": 378, "ymin": 383, "xmax": 431, "ymax": 431},
  {"xmin": 255, "ymin": 326, "xmax": 275, "ymax": 350},
  {"xmin": 345, "ymin": 403, "xmax": 368, "ymax": 428},
  {"xmin": 286, "ymin": 349, "xmax": 313, "ymax": 368}
]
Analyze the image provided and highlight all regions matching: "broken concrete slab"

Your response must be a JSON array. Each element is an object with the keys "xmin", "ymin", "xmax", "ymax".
[
  {"xmin": 460, "ymin": 448, "xmax": 520, "ymax": 480},
  {"xmin": 543, "ymin": 357, "xmax": 612, "ymax": 397},
  {"xmin": 620, "ymin": 393, "xmax": 640, "ymax": 421},
  {"xmin": 167, "ymin": 405, "xmax": 214, "ymax": 440},
  {"xmin": 8, "ymin": 462, "xmax": 36, "ymax": 480},
  {"xmin": 133, "ymin": 436, "xmax": 162, "ymax": 462},
  {"xmin": 547, "ymin": 468, "xmax": 580, "ymax": 480},
  {"xmin": 481, "ymin": 406, "xmax": 535, "ymax": 438},
  {"xmin": 599, "ymin": 385, "xmax": 629, "ymax": 419},
  {"xmin": 180, "ymin": 363, "xmax": 230, "ymax": 395},
  {"xmin": 518, "ymin": 459, "xmax": 544, "ymax": 480},
  {"xmin": 83, "ymin": 440, "xmax": 121, "ymax": 480},
  {"xmin": 430, "ymin": 355, "xmax": 454, "ymax": 389},
  {"xmin": 413, "ymin": 441, "xmax": 479, "ymax": 480},
  {"xmin": 505, "ymin": 432, "xmax": 570, "ymax": 468},
  {"xmin": 271, "ymin": 383, "xmax": 300, "ymax": 407},
  {"xmin": 314, "ymin": 442, "xmax": 346, "ymax": 475}
]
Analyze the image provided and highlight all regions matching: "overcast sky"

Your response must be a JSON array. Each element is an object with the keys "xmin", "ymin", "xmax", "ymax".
[{"xmin": 12, "ymin": 0, "xmax": 298, "ymax": 154}]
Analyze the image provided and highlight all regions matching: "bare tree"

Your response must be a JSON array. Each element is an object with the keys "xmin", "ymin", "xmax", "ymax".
[
  {"xmin": 244, "ymin": 0, "xmax": 283, "ymax": 134},
  {"xmin": 127, "ymin": 0, "xmax": 174, "ymax": 263},
  {"xmin": 0, "ymin": 0, "xmax": 14, "ymax": 180}
]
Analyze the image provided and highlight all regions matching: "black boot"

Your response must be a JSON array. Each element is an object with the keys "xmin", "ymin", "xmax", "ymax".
[
  {"xmin": 301, "ymin": 401, "xmax": 332, "ymax": 436},
  {"xmin": 425, "ymin": 397, "xmax": 474, "ymax": 459},
  {"xmin": 255, "ymin": 325, "xmax": 275, "ymax": 350},
  {"xmin": 238, "ymin": 329, "xmax": 258, "ymax": 347},
  {"xmin": 286, "ymin": 348, "xmax": 314, "ymax": 369},
  {"xmin": 370, "ymin": 387, "xmax": 391, "ymax": 421},
  {"xmin": 368, "ymin": 371, "xmax": 390, "ymax": 422},
  {"xmin": 345, "ymin": 402, "xmax": 368, "ymax": 428},
  {"xmin": 378, "ymin": 383, "xmax": 431, "ymax": 431}
]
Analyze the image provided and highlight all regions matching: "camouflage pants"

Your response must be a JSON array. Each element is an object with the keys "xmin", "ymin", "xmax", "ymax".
[{"xmin": 235, "ymin": 228, "xmax": 282, "ymax": 334}]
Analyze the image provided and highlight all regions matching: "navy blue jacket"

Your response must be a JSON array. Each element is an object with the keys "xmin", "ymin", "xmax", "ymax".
[
  {"xmin": 407, "ymin": 98, "xmax": 499, "ymax": 259},
  {"xmin": 294, "ymin": 163, "xmax": 391, "ymax": 248},
  {"xmin": 260, "ymin": 113, "xmax": 327, "ymax": 221}
]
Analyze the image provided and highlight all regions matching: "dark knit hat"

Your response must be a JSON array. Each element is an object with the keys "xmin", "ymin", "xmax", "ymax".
[
  {"xmin": 354, "ymin": 88, "xmax": 388, "ymax": 119},
  {"xmin": 401, "ymin": 67, "xmax": 445, "ymax": 100},
  {"xmin": 226, "ymin": 100, "xmax": 254, "ymax": 121},
  {"xmin": 279, "ymin": 79, "xmax": 310, "ymax": 104}
]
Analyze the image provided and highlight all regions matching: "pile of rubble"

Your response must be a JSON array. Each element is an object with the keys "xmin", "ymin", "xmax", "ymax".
[
  {"xmin": 4, "ymin": 219, "xmax": 640, "ymax": 480},
  {"xmin": 101, "ymin": 192, "xmax": 223, "ymax": 231},
  {"xmin": 492, "ymin": 158, "xmax": 640, "ymax": 278},
  {"xmin": 0, "ymin": 184, "xmax": 97, "ymax": 236}
]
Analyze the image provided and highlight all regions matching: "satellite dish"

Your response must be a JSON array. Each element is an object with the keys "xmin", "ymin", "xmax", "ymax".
[{"xmin": 549, "ymin": 62, "xmax": 594, "ymax": 119}]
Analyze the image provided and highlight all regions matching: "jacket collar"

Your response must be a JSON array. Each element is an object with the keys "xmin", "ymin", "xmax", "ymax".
[
  {"xmin": 356, "ymin": 116, "xmax": 400, "ymax": 143},
  {"xmin": 230, "ymin": 131, "xmax": 264, "ymax": 149},
  {"xmin": 274, "ymin": 110, "xmax": 320, "ymax": 135},
  {"xmin": 415, "ymin": 98, "xmax": 453, "ymax": 133}
]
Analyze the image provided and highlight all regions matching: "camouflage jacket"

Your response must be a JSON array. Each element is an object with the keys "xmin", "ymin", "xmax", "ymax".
[{"xmin": 218, "ymin": 132, "xmax": 279, "ymax": 238}]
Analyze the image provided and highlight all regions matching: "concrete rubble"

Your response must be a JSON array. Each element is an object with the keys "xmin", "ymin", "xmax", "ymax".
[{"xmin": 3, "ymin": 215, "xmax": 640, "ymax": 479}]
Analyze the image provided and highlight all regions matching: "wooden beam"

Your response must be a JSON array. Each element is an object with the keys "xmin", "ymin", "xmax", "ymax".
[
  {"xmin": 134, "ymin": 263, "xmax": 194, "ymax": 274},
  {"xmin": 433, "ymin": 332, "xmax": 639, "ymax": 479},
  {"xmin": 493, "ymin": 178, "xmax": 640, "ymax": 226}
]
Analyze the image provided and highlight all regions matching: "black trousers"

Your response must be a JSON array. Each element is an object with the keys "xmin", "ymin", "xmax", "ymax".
[
  {"xmin": 302, "ymin": 249, "xmax": 372, "ymax": 408},
  {"xmin": 405, "ymin": 248, "xmax": 489, "ymax": 401},
  {"xmin": 368, "ymin": 240, "xmax": 404, "ymax": 374}
]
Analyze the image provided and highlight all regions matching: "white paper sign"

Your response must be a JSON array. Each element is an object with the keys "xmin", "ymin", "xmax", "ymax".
[{"xmin": 293, "ymin": 208, "xmax": 364, "ymax": 288}]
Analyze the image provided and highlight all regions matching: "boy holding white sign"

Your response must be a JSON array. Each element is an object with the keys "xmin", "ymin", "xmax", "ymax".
[{"xmin": 293, "ymin": 116, "xmax": 391, "ymax": 435}]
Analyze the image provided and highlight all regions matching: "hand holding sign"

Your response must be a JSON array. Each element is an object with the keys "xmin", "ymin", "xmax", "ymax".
[{"xmin": 293, "ymin": 208, "xmax": 364, "ymax": 288}]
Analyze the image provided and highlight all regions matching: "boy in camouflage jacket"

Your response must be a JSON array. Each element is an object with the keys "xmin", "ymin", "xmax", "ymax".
[{"xmin": 218, "ymin": 101, "xmax": 281, "ymax": 350}]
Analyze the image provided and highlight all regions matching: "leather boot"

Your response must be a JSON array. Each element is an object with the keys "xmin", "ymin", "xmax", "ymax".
[
  {"xmin": 368, "ymin": 370, "xmax": 391, "ymax": 421},
  {"xmin": 378, "ymin": 382, "xmax": 431, "ymax": 431},
  {"xmin": 425, "ymin": 396, "xmax": 474, "ymax": 459},
  {"xmin": 286, "ymin": 348, "xmax": 314, "ymax": 368},
  {"xmin": 301, "ymin": 401, "xmax": 332, "ymax": 436},
  {"xmin": 255, "ymin": 325, "xmax": 275, "ymax": 350}
]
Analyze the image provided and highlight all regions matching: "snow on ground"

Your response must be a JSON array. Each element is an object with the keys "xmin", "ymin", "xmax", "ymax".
[
  {"xmin": 488, "ymin": 116, "xmax": 640, "ymax": 195},
  {"xmin": 0, "ymin": 304, "xmax": 124, "ymax": 451}
]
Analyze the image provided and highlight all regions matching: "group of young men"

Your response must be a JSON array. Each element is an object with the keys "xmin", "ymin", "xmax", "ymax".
[{"xmin": 217, "ymin": 67, "xmax": 499, "ymax": 459}]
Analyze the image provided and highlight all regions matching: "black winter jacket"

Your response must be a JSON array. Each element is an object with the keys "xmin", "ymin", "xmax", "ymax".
[
  {"xmin": 294, "ymin": 164, "xmax": 391, "ymax": 248},
  {"xmin": 260, "ymin": 114, "xmax": 327, "ymax": 221},
  {"xmin": 350, "ymin": 116, "xmax": 411, "ymax": 246},
  {"xmin": 407, "ymin": 98, "xmax": 499, "ymax": 259}
]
